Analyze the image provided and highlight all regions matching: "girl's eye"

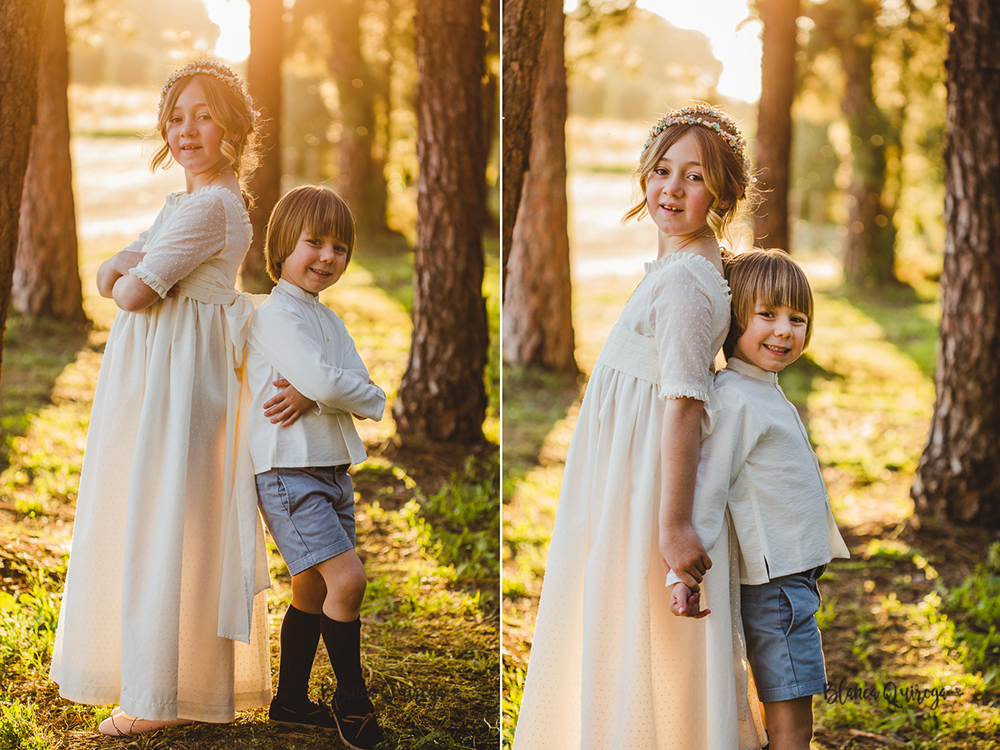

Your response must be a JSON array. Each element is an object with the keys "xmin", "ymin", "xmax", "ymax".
[
  {"xmin": 687, "ymin": 173, "xmax": 703, "ymax": 181},
  {"xmin": 654, "ymin": 167, "xmax": 668, "ymax": 176}
]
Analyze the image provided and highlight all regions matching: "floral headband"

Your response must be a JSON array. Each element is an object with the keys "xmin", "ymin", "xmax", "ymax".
[
  {"xmin": 158, "ymin": 59, "xmax": 260, "ymax": 124},
  {"xmin": 642, "ymin": 103, "xmax": 752, "ymax": 184}
]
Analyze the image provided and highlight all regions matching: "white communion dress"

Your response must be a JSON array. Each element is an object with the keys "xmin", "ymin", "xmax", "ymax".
[
  {"xmin": 513, "ymin": 253, "xmax": 766, "ymax": 750},
  {"xmin": 50, "ymin": 185, "xmax": 271, "ymax": 723}
]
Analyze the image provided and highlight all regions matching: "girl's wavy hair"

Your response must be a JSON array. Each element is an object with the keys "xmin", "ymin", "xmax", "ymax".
[
  {"xmin": 150, "ymin": 64, "xmax": 262, "ymax": 204},
  {"xmin": 265, "ymin": 185, "xmax": 357, "ymax": 283},
  {"xmin": 722, "ymin": 248, "xmax": 814, "ymax": 360},
  {"xmin": 623, "ymin": 110, "xmax": 758, "ymax": 246}
]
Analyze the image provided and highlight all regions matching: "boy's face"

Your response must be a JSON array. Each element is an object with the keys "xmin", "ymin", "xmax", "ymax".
[
  {"xmin": 280, "ymin": 229, "xmax": 349, "ymax": 295},
  {"xmin": 731, "ymin": 301, "xmax": 808, "ymax": 372}
]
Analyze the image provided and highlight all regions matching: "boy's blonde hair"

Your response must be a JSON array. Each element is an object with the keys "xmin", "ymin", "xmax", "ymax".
[
  {"xmin": 265, "ymin": 185, "xmax": 357, "ymax": 283},
  {"xmin": 623, "ymin": 108, "xmax": 754, "ymax": 244},
  {"xmin": 151, "ymin": 64, "xmax": 261, "ymax": 187},
  {"xmin": 723, "ymin": 249, "xmax": 814, "ymax": 360}
]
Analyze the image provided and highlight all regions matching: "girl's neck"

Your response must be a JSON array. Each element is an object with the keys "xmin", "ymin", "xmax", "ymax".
[
  {"xmin": 655, "ymin": 226, "xmax": 722, "ymax": 270},
  {"xmin": 185, "ymin": 160, "xmax": 238, "ymax": 195}
]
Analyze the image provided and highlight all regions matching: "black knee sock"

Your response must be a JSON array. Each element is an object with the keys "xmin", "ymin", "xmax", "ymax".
[
  {"xmin": 320, "ymin": 615, "xmax": 366, "ymax": 695},
  {"xmin": 275, "ymin": 605, "xmax": 322, "ymax": 707}
]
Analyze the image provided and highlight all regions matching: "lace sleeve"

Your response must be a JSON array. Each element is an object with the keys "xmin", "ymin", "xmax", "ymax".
[
  {"xmin": 648, "ymin": 264, "xmax": 719, "ymax": 402},
  {"xmin": 128, "ymin": 193, "xmax": 227, "ymax": 298}
]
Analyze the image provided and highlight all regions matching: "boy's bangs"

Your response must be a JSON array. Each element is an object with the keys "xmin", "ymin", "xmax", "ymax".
[
  {"xmin": 754, "ymin": 264, "xmax": 813, "ymax": 318},
  {"xmin": 308, "ymin": 199, "xmax": 355, "ymax": 249}
]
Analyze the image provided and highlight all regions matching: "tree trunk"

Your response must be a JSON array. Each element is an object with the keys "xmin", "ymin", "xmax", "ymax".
[
  {"xmin": 243, "ymin": 0, "xmax": 282, "ymax": 293},
  {"xmin": 837, "ymin": 0, "xmax": 897, "ymax": 286},
  {"xmin": 0, "ymin": 1, "xmax": 46, "ymax": 381},
  {"xmin": 501, "ymin": 0, "xmax": 546, "ymax": 298},
  {"xmin": 13, "ymin": 0, "xmax": 86, "ymax": 323},
  {"xmin": 911, "ymin": 0, "xmax": 1000, "ymax": 526},
  {"xmin": 325, "ymin": 0, "xmax": 389, "ymax": 236},
  {"xmin": 753, "ymin": 0, "xmax": 799, "ymax": 253},
  {"xmin": 394, "ymin": 0, "xmax": 488, "ymax": 445},
  {"xmin": 502, "ymin": 0, "xmax": 577, "ymax": 374}
]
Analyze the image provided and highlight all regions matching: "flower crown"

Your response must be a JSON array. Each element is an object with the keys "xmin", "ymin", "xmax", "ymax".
[
  {"xmin": 642, "ymin": 103, "xmax": 752, "ymax": 184},
  {"xmin": 158, "ymin": 59, "xmax": 259, "ymax": 124}
]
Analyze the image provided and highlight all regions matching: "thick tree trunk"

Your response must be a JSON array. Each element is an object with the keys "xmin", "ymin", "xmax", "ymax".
[
  {"xmin": 13, "ymin": 0, "xmax": 86, "ymax": 323},
  {"xmin": 501, "ymin": 0, "xmax": 546, "ymax": 298},
  {"xmin": 503, "ymin": 0, "xmax": 577, "ymax": 374},
  {"xmin": 912, "ymin": 0, "xmax": 1000, "ymax": 526},
  {"xmin": 243, "ymin": 0, "xmax": 282, "ymax": 293},
  {"xmin": 838, "ymin": 0, "xmax": 897, "ymax": 286},
  {"xmin": 394, "ymin": 0, "xmax": 488, "ymax": 445},
  {"xmin": 753, "ymin": 0, "xmax": 799, "ymax": 253},
  {"xmin": 0, "ymin": 1, "xmax": 46, "ymax": 381},
  {"xmin": 325, "ymin": 0, "xmax": 389, "ymax": 235}
]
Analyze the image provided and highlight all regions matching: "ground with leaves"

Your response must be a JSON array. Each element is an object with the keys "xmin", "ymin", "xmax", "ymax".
[
  {"xmin": 0, "ymin": 132, "xmax": 500, "ymax": 749},
  {"xmin": 502, "ymin": 148, "xmax": 1000, "ymax": 750}
]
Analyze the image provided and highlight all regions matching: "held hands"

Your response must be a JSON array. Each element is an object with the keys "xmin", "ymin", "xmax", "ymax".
[
  {"xmin": 669, "ymin": 582, "xmax": 710, "ymax": 619},
  {"xmin": 264, "ymin": 379, "xmax": 316, "ymax": 427},
  {"xmin": 660, "ymin": 523, "xmax": 712, "ymax": 591}
]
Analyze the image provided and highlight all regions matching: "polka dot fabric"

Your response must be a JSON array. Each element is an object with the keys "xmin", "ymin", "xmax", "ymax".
[
  {"xmin": 513, "ymin": 254, "xmax": 766, "ymax": 750},
  {"xmin": 49, "ymin": 185, "xmax": 272, "ymax": 722}
]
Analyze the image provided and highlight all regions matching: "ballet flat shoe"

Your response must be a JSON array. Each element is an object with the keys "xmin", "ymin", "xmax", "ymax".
[{"xmin": 99, "ymin": 711, "xmax": 194, "ymax": 736}]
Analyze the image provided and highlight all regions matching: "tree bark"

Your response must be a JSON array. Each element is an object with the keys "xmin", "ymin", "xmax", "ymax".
[
  {"xmin": 501, "ymin": 0, "xmax": 546, "ymax": 298},
  {"xmin": 0, "ymin": 0, "xmax": 46, "ymax": 381},
  {"xmin": 13, "ymin": 0, "xmax": 86, "ymax": 323},
  {"xmin": 753, "ymin": 0, "xmax": 799, "ymax": 253},
  {"xmin": 243, "ymin": 0, "xmax": 283, "ymax": 293},
  {"xmin": 324, "ymin": 0, "xmax": 389, "ymax": 236},
  {"xmin": 911, "ymin": 0, "xmax": 1000, "ymax": 526},
  {"xmin": 502, "ymin": 0, "xmax": 577, "ymax": 374},
  {"xmin": 394, "ymin": 0, "xmax": 488, "ymax": 445},
  {"xmin": 837, "ymin": 0, "xmax": 897, "ymax": 286}
]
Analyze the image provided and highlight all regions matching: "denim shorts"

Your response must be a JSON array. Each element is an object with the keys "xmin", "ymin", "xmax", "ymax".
[
  {"xmin": 255, "ymin": 466, "xmax": 357, "ymax": 576},
  {"xmin": 740, "ymin": 566, "xmax": 828, "ymax": 702}
]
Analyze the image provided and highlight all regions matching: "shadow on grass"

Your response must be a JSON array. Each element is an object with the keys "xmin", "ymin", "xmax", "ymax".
[
  {"xmin": 0, "ymin": 315, "xmax": 91, "ymax": 473},
  {"xmin": 839, "ymin": 281, "xmax": 939, "ymax": 379}
]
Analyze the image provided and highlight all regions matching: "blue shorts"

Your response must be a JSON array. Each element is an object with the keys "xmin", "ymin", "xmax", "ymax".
[
  {"xmin": 741, "ymin": 566, "xmax": 828, "ymax": 703},
  {"xmin": 255, "ymin": 466, "xmax": 357, "ymax": 576}
]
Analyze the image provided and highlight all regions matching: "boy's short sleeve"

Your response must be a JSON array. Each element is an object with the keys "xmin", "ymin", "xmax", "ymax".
[{"xmin": 648, "ymin": 264, "xmax": 718, "ymax": 403}]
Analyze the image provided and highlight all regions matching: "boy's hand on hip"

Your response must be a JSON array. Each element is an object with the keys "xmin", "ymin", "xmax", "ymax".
[
  {"xmin": 265, "ymin": 379, "xmax": 316, "ymax": 427},
  {"xmin": 660, "ymin": 524, "xmax": 712, "ymax": 591}
]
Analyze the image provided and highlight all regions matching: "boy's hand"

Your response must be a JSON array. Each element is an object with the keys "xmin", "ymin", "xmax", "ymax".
[
  {"xmin": 660, "ymin": 523, "xmax": 712, "ymax": 591},
  {"xmin": 669, "ymin": 582, "xmax": 710, "ymax": 619},
  {"xmin": 265, "ymin": 379, "xmax": 316, "ymax": 427}
]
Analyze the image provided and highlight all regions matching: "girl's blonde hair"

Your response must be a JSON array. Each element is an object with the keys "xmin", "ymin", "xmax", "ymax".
[
  {"xmin": 265, "ymin": 185, "xmax": 357, "ymax": 283},
  {"xmin": 151, "ymin": 63, "xmax": 261, "ymax": 190},
  {"xmin": 723, "ymin": 248, "xmax": 814, "ymax": 360},
  {"xmin": 624, "ymin": 107, "xmax": 754, "ymax": 244}
]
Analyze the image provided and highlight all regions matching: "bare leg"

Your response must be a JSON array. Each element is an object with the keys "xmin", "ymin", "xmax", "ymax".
[
  {"xmin": 314, "ymin": 550, "xmax": 367, "ymax": 622},
  {"xmin": 291, "ymin": 567, "xmax": 327, "ymax": 615},
  {"xmin": 762, "ymin": 697, "xmax": 813, "ymax": 750}
]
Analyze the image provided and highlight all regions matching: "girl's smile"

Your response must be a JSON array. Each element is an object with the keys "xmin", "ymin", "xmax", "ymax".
[
  {"xmin": 166, "ymin": 79, "xmax": 229, "ymax": 190},
  {"xmin": 644, "ymin": 131, "xmax": 714, "ymax": 239}
]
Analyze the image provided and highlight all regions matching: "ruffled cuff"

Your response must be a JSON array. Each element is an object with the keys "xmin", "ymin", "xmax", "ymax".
[
  {"xmin": 129, "ymin": 264, "xmax": 170, "ymax": 298},
  {"xmin": 656, "ymin": 383, "xmax": 712, "ymax": 403}
]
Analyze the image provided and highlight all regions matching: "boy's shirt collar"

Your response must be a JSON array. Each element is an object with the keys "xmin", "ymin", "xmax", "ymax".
[
  {"xmin": 276, "ymin": 277, "xmax": 319, "ymax": 304},
  {"xmin": 724, "ymin": 356, "xmax": 779, "ymax": 384}
]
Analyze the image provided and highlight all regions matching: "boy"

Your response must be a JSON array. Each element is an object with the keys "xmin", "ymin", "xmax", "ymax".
[
  {"xmin": 245, "ymin": 185, "xmax": 386, "ymax": 749},
  {"xmin": 669, "ymin": 249, "xmax": 850, "ymax": 750}
]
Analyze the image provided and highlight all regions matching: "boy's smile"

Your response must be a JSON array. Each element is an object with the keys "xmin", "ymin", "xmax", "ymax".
[
  {"xmin": 280, "ymin": 230, "xmax": 350, "ymax": 295},
  {"xmin": 731, "ymin": 303, "xmax": 808, "ymax": 372}
]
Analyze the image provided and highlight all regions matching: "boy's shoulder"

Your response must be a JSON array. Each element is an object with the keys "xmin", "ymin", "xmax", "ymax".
[{"xmin": 251, "ymin": 285, "xmax": 348, "ymax": 333}]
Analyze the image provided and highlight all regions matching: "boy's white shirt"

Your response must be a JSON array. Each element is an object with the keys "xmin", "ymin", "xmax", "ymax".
[
  {"xmin": 245, "ymin": 278, "xmax": 385, "ymax": 474},
  {"xmin": 666, "ymin": 356, "xmax": 850, "ymax": 588}
]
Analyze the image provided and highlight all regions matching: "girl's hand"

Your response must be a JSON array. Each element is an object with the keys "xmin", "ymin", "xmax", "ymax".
[
  {"xmin": 660, "ymin": 523, "xmax": 712, "ymax": 591},
  {"xmin": 669, "ymin": 582, "xmax": 710, "ymax": 619},
  {"xmin": 264, "ymin": 379, "xmax": 316, "ymax": 427}
]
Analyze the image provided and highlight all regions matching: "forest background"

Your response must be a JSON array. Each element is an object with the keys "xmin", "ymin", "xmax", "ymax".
[
  {"xmin": 503, "ymin": 1, "xmax": 1000, "ymax": 749},
  {"xmin": 0, "ymin": 0, "xmax": 500, "ymax": 748}
]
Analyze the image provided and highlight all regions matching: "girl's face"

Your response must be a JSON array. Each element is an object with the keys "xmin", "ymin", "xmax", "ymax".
[
  {"xmin": 644, "ymin": 131, "xmax": 715, "ymax": 238},
  {"xmin": 166, "ymin": 79, "xmax": 228, "ymax": 181},
  {"xmin": 732, "ymin": 301, "xmax": 808, "ymax": 372},
  {"xmin": 280, "ymin": 228, "xmax": 350, "ymax": 295}
]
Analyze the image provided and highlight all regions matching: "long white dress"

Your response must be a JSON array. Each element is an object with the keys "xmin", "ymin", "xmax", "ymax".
[
  {"xmin": 513, "ymin": 253, "xmax": 766, "ymax": 750},
  {"xmin": 50, "ymin": 185, "xmax": 271, "ymax": 723}
]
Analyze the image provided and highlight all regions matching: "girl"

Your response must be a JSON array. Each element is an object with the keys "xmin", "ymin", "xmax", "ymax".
[
  {"xmin": 512, "ymin": 104, "xmax": 766, "ymax": 750},
  {"xmin": 49, "ymin": 59, "xmax": 271, "ymax": 735}
]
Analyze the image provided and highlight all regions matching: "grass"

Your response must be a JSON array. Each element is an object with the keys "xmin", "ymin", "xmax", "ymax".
[
  {"xmin": 0, "ymin": 135, "xmax": 499, "ymax": 748},
  {"xmin": 502, "ymin": 252, "xmax": 1000, "ymax": 748}
]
